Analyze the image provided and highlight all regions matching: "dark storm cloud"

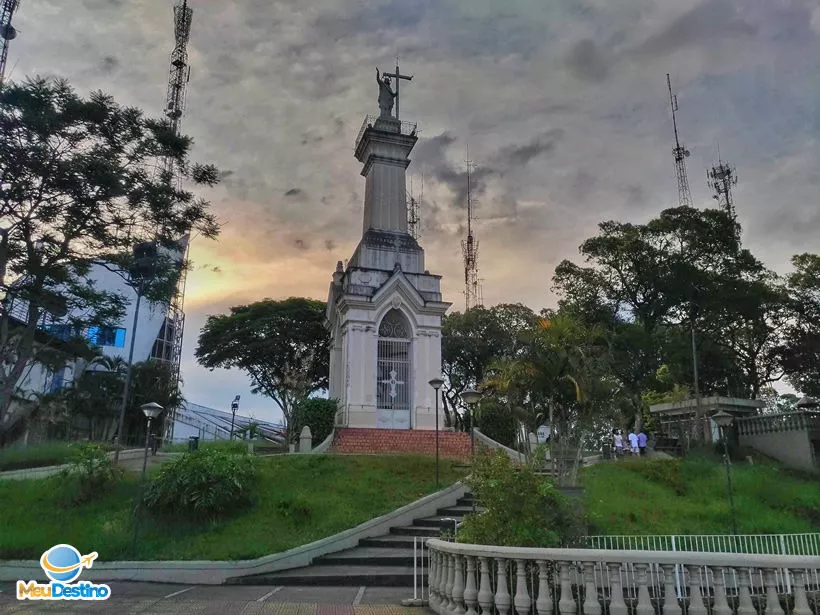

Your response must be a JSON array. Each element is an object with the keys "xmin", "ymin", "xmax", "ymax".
[
  {"xmin": 413, "ymin": 133, "xmax": 497, "ymax": 209},
  {"xmin": 629, "ymin": 0, "xmax": 757, "ymax": 59},
  {"xmin": 100, "ymin": 55, "xmax": 119, "ymax": 74},
  {"xmin": 493, "ymin": 129, "xmax": 565, "ymax": 168},
  {"xmin": 565, "ymin": 0, "xmax": 757, "ymax": 83},
  {"xmin": 565, "ymin": 40, "xmax": 610, "ymax": 82}
]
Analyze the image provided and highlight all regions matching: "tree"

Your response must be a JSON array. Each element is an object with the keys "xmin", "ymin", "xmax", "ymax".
[
  {"xmin": 441, "ymin": 304, "xmax": 537, "ymax": 429},
  {"xmin": 779, "ymin": 253, "xmax": 820, "ymax": 396},
  {"xmin": 0, "ymin": 77, "xmax": 220, "ymax": 432},
  {"xmin": 195, "ymin": 297, "xmax": 330, "ymax": 434}
]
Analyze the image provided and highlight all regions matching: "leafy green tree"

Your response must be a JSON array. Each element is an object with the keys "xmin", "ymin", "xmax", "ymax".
[
  {"xmin": 441, "ymin": 304, "xmax": 537, "ymax": 429},
  {"xmin": 195, "ymin": 297, "xmax": 330, "ymax": 433},
  {"xmin": 779, "ymin": 254, "xmax": 820, "ymax": 396},
  {"xmin": 0, "ymin": 77, "xmax": 220, "ymax": 433}
]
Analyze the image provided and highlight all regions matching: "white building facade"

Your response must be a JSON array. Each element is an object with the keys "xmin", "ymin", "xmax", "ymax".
[{"xmin": 326, "ymin": 112, "xmax": 450, "ymax": 431}]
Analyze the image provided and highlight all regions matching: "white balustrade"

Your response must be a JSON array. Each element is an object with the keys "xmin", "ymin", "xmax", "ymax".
[{"xmin": 427, "ymin": 539, "xmax": 820, "ymax": 615}]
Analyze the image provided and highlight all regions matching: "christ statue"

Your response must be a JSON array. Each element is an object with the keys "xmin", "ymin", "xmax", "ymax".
[{"xmin": 376, "ymin": 68, "xmax": 396, "ymax": 118}]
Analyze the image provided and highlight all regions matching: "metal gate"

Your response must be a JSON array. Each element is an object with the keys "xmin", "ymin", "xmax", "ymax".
[{"xmin": 377, "ymin": 310, "xmax": 411, "ymax": 429}]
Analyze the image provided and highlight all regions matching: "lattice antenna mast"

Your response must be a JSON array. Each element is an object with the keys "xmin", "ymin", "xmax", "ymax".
[
  {"xmin": 0, "ymin": 0, "xmax": 21, "ymax": 88},
  {"xmin": 667, "ymin": 74, "xmax": 693, "ymax": 208},
  {"xmin": 407, "ymin": 175, "xmax": 420, "ymax": 240},
  {"xmin": 707, "ymin": 147, "xmax": 738, "ymax": 219},
  {"xmin": 163, "ymin": 0, "xmax": 193, "ymax": 174},
  {"xmin": 461, "ymin": 150, "xmax": 482, "ymax": 311},
  {"xmin": 156, "ymin": 0, "xmax": 193, "ymax": 444}
]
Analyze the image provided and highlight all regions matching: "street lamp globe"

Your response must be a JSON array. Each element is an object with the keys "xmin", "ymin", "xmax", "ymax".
[
  {"xmin": 712, "ymin": 410, "xmax": 734, "ymax": 429},
  {"xmin": 461, "ymin": 388, "xmax": 482, "ymax": 406},
  {"xmin": 428, "ymin": 377, "xmax": 444, "ymax": 390},
  {"xmin": 140, "ymin": 402, "xmax": 164, "ymax": 420}
]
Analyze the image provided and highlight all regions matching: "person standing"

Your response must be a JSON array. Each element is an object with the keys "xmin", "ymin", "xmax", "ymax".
[
  {"xmin": 613, "ymin": 430, "xmax": 624, "ymax": 458},
  {"xmin": 637, "ymin": 429, "xmax": 648, "ymax": 457},
  {"xmin": 628, "ymin": 429, "xmax": 639, "ymax": 456}
]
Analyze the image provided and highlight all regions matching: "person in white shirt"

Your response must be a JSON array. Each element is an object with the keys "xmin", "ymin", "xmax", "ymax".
[
  {"xmin": 613, "ymin": 430, "xmax": 624, "ymax": 457},
  {"xmin": 628, "ymin": 430, "xmax": 639, "ymax": 455}
]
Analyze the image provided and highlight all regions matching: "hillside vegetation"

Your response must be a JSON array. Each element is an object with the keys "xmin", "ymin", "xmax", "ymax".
[
  {"xmin": 0, "ymin": 454, "xmax": 466, "ymax": 561},
  {"xmin": 581, "ymin": 455, "xmax": 820, "ymax": 536}
]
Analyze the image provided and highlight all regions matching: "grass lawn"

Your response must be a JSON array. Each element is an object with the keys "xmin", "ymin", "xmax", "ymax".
[
  {"xmin": 0, "ymin": 441, "xmax": 114, "ymax": 472},
  {"xmin": 0, "ymin": 454, "xmax": 466, "ymax": 561},
  {"xmin": 160, "ymin": 440, "xmax": 251, "ymax": 454},
  {"xmin": 581, "ymin": 454, "xmax": 820, "ymax": 536}
]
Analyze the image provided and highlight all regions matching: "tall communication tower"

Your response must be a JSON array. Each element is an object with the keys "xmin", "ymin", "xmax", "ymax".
[
  {"xmin": 407, "ymin": 174, "xmax": 421, "ymax": 240},
  {"xmin": 461, "ymin": 153, "xmax": 482, "ymax": 311},
  {"xmin": 154, "ymin": 0, "xmax": 193, "ymax": 443},
  {"xmin": 667, "ymin": 74, "xmax": 693, "ymax": 208},
  {"xmin": 0, "ymin": 0, "xmax": 21, "ymax": 88},
  {"xmin": 707, "ymin": 155, "xmax": 738, "ymax": 219}
]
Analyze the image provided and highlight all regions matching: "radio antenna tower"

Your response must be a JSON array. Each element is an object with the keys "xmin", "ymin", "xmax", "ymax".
[
  {"xmin": 667, "ymin": 74, "xmax": 693, "ymax": 208},
  {"xmin": 461, "ymin": 150, "xmax": 482, "ymax": 311},
  {"xmin": 407, "ymin": 174, "xmax": 421, "ymax": 240},
  {"xmin": 707, "ymin": 146, "xmax": 738, "ymax": 219},
  {"xmin": 154, "ymin": 0, "xmax": 193, "ymax": 444},
  {"xmin": 0, "ymin": 0, "xmax": 21, "ymax": 88},
  {"xmin": 163, "ymin": 0, "xmax": 193, "ymax": 174}
]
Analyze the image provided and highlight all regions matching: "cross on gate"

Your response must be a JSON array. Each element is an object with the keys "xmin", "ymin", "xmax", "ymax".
[
  {"xmin": 383, "ymin": 55, "xmax": 413, "ymax": 120},
  {"xmin": 381, "ymin": 369, "xmax": 404, "ymax": 400}
]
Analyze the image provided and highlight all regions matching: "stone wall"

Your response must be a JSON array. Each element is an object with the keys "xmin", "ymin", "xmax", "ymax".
[{"xmin": 330, "ymin": 428, "xmax": 471, "ymax": 460}]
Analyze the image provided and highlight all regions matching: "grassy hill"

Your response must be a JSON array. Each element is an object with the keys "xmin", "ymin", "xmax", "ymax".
[
  {"xmin": 580, "ymin": 454, "xmax": 820, "ymax": 536},
  {"xmin": 0, "ymin": 454, "xmax": 466, "ymax": 561}
]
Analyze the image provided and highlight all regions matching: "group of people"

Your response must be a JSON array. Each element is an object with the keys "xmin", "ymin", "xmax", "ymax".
[{"xmin": 612, "ymin": 428, "xmax": 648, "ymax": 457}]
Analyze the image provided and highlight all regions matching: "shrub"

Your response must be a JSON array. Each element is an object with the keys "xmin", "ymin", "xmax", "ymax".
[
  {"xmin": 457, "ymin": 450, "xmax": 586, "ymax": 548},
  {"xmin": 59, "ymin": 442, "xmax": 123, "ymax": 505},
  {"xmin": 291, "ymin": 398, "xmax": 337, "ymax": 445},
  {"xmin": 143, "ymin": 449, "xmax": 258, "ymax": 520},
  {"xmin": 476, "ymin": 399, "xmax": 517, "ymax": 449}
]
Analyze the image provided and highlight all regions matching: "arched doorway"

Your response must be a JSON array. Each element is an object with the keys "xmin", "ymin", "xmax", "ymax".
[{"xmin": 376, "ymin": 308, "xmax": 411, "ymax": 429}]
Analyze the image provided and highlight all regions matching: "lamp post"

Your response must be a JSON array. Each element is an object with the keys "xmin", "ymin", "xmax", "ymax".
[
  {"xmin": 429, "ymin": 377, "xmax": 444, "ymax": 488},
  {"xmin": 712, "ymin": 410, "xmax": 738, "ymax": 535},
  {"xmin": 139, "ymin": 402, "xmax": 164, "ymax": 482},
  {"xmin": 230, "ymin": 395, "xmax": 240, "ymax": 440},
  {"xmin": 133, "ymin": 401, "xmax": 163, "ymax": 554},
  {"xmin": 461, "ymin": 388, "xmax": 482, "ymax": 463}
]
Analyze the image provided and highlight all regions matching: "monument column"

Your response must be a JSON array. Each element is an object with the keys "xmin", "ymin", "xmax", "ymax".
[{"xmin": 326, "ymin": 63, "xmax": 450, "ymax": 431}]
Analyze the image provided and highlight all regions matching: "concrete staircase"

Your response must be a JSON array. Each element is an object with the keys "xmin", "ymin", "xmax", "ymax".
[
  {"xmin": 330, "ymin": 428, "xmax": 471, "ymax": 460},
  {"xmin": 226, "ymin": 492, "xmax": 481, "ymax": 587}
]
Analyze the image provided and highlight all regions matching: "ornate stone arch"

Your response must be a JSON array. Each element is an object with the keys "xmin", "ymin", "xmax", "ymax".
[{"xmin": 376, "ymin": 309, "xmax": 411, "ymax": 410}]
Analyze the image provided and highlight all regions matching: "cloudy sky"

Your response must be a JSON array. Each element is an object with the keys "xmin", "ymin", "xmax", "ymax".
[{"xmin": 11, "ymin": 0, "xmax": 820, "ymax": 422}]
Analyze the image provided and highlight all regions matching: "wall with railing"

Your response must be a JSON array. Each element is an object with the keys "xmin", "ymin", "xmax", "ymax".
[
  {"xmin": 736, "ymin": 412, "xmax": 819, "ymax": 471},
  {"xmin": 427, "ymin": 539, "xmax": 819, "ymax": 615}
]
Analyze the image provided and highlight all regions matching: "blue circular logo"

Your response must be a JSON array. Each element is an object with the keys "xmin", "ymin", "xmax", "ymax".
[{"xmin": 40, "ymin": 544, "xmax": 83, "ymax": 583}]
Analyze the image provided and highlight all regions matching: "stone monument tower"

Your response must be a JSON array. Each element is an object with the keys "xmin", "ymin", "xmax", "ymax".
[{"xmin": 326, "ymin": 67, "xmax": 450, "ymax": 430}]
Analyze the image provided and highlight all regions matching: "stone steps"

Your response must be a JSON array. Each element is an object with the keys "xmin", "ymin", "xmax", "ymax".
[{"xmin": 226, "ymin": 492, "xmax": 477, "ymax": 587}]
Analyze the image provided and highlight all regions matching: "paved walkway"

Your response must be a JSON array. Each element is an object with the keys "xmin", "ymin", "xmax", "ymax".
[{"xmin": 0, "ymin": 582, "xmax": 430, "ymax": 613}]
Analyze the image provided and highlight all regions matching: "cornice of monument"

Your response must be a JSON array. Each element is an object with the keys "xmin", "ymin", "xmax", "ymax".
[{"xmin": 360, "ymin": 154, "xmax": 412, "ymax": 177}]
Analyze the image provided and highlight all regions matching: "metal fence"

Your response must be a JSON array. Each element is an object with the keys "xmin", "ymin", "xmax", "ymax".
[{"xmin": 585, "ymin": 533, "xmax": 820, "ymax": 598}]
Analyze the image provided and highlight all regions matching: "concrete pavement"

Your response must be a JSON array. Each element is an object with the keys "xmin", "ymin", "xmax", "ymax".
[{"xmin": 0, "ymin": 581, "xmax": 430, "ymax": 613}]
